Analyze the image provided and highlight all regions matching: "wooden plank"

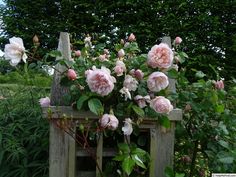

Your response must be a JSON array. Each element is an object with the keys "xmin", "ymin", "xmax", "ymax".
[
  {"xmin": 96, "ymin": 133, "xmax": 103, "ymax": 177},
  {"xmin": 76, "ymin": 148, "xmax": 116, "ymax": 157},
  {"xmin": 42, "ymin": 106, "xmax": 182, "ymax": 121},
  {"xmin": 149, "ymin": 128, "xmax": 157, "ymax": 177},
  {"xmin": 49, "ymin": 32, "xmax": 76, "ymax": 177},
  {"xmin": 77, "ymin": 171, "xmax": 96, "ymax": 177}
]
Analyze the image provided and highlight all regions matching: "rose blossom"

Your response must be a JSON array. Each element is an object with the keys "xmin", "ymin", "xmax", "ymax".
[
  {"xmin": 99, "ymin": 114, "xmax": 119, "ymax": 130},
  {"xmin": 118, "ymin": 49, "xmax": 125, "ymax": 58},
  {"xmin": 147, "ymin": 43, "xmax": 173, "ymax": 69},
  {"xmin": 85, "ymin": 66, "xmax": 116, "ymax": 96},
  {"xmin": 150, "ymin": 96, "xmax": 173, "ymax": 114},
  {"xmin": 122, "ymin": 118, "xmax": 133, "ymax": 136},
  {"xmin": 147, "ymin": 72, "xmax": 169, "ymax": 92},
  {"xmin": 130, "ymin": 69, "xmax": 144, "ymax": 80},
  {"xmin": 128, "ymin": 33, "xmax": 136, "ymax": 42},
  {"xmin": 114, "ymin": 60, "xmax": 126, "ymax": 76},
  {"xmin": 67, "ymin": 69, "xmax": 77, "ymax": 80},
  {"xmin": 4, "ymin": 37, "xmax": 28, "ymax": 66},
  {"xmin": 123, "ymin": 75, "xmax": 138, "ymax": 91},
  {"xmin": 75, "ymin": 50, "xmax": 81, "ymax": 57},
  {"xmin": 214, "ymin": 80, "xmax": 224, "ymax": 90},
  {"xmin": 174, "ymin": 37, "xmax": 182, "ymax": 45},
  {"xmin": 39, "ymin": 97, "xmax": 50, "ymax": 107},
  {"xmin": 134, "ymin": 95, "xmax": 151, "ymax": 108},
  {"xmin": 98, "ymin": 54, "xmax": 108, "ymax": 62},
  {"xmin": 119, "ymin": 87, "xmax": 131, "ymax": 100}
]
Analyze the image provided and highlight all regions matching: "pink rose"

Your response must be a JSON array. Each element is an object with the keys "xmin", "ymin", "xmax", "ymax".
[
  {"xmin": 122, "ymin": 118, "xmax": 133, "ymax": 136},
  {"xmin": 214, "ymin": 80, "xmax": 224, "ymax": 90},
  {"xmin": 123, "ymin": 75, "xmax": 138, "ymax": 91},
  {"xmin": 147, "ymin": 72, "xmax": 169, "ymax": 92},
  {"xmin": 98, "ymin": 54, "xmax": 108, "ymax": 62},
  {"xmin": 99, "ymin": 114, "xmax": 119, "ymax": 130},
  {"xmin": 114, "ymin": 60, "xmax": 126, "ymax": 76},
  {"xmin": 150, "ymin": 96, "xmax": 173, "ymax": 114},
  {"xmin": 120, "ymin": 87, "xmax": 131, "ymax": 100},
  {"xmin": 85, "ymin": 66, "xmax": 116, "ymax": 96},
  {"xmin": 67, "ymin": 69, "xmax": 77, "ymax": 80},
  {"xmin": 39, "ymin": 97, "xmax": 50, "ymax": 107},
  {"xmin": 174, "ymin": 37, "xmax": 182, "ymax": 45},
  {"xmin": 128, "ymin": 33, "xmax": 136, "ymax": 42},
  {"xmin": 74, "ymin": 50, "xmax": 81, "ymax": 57},
  {"xmin": 147, "ymin": 43, "xmax": 173, "ymax": 69},
  {"xmin": 134, "ymin": 95, "xmax": 151, "ymax": 108},
  {"xmin": 103, "ymin": 49, "xmax": 109, "ymax": 55},
  {"xmin": 130, "ymin": 69, "xmax": 144, "ymax": 80},
  {"xmin": 118, "ymin": 49, "xmax": 125, "ymax": 58}
]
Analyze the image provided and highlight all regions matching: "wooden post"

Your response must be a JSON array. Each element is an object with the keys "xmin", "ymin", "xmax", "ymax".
[
  {"xmin": 149, "ymin": 36, "xmax": 181, "ymax": 177},
  {"xmin": 49, "ymin": 32, "xmax": 76, "ymax": 177}
]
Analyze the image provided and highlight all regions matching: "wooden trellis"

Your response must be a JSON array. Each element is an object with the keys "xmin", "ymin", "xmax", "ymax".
[{"xmin": 42, "ymin": 32, "xmax": 182, "ymax": 177}]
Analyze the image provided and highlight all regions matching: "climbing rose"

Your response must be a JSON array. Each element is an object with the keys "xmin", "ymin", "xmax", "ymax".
[
  {"xmin": 67, "ymin": 69, "xmax": 77, "ymax": 80},
  {"xmin": 123, "ymin": 75, "xmax": 138, "ymax": 91},
  {"xmin": 114, "ymin": 60, "xmax": 126, "ymax": 76},
  {"xmin": 147, "ymin": 72, "xmax": 169, "ymax": 92},
  {"xmin": 4, "ymin": 37, "xmax": 28, "ymax": 66},
  {"xmin": 85, "ymin": 66, "xmax": 116, "ymax": 96},
  {"xmin": 128, "ymin": 33, "xmax": 136, "ymax": 42},
  {"xmin": 134, "ymin": 95, "xmax": 150, "ymax": 108},
  {"xmin": 147, "ymin": 43, "xmax": 173, "ymax": 69},
  {"xmin": 214, "ymin": 80, "xmax": 224, "ymax": 90},
  {"xmin": 122, "ymin": 118, "xmax": 133, "ymax": 136},
  {"xmin": 99, "ymin": 114, "xmax": 119, "ymax": 130},
  {"xmin": 130, "ymin": 69, "xmax": 144, "ymax": 80},
  {"xmin": 118, "ymin": 49, "xmax": 125, "ymax": 58},
  {"xmin": 39, "ymin": 97, "xmax": 50, "ymax": 107},
  {"xmin": 150, "ymin": 96, "xmax": 173, "ymax": 114},
  {"xmin": 174, "ymin": 37, "xmax": 182, "ymax": 45}
]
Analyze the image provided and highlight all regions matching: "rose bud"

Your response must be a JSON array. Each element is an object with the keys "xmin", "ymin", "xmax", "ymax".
[
  {"xmin": 214, "ymin": 80, "xmax": 224, "ymax": 90},
  {"xmin": 118, "ymin": 49, "xmax": 125, "ymax": 58},
  {"xmin": 174, "ymin": 36, "xmax": 182, "ymax": 45},
  {"xmin": 67, "ymin": 69, "xmax": 77, "ymax": 80},
  {"xmin": 128, "ymin": 33, "xmax": 136, "ymax": 42},
  {"xmin": 75, "ymin": 50, "xmax": 81, "ymax": 57}
]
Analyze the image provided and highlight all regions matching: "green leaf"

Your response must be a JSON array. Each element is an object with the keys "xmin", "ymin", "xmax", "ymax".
[
  {"xmin": 122, "ymin": 157, "xmax": 135, "ymax": 175},
  {"xmin": 164, "ymin": 166, "xmax": 174, "ymax": 177},
  {"xmin": 195, "ymin": 71, "xmax": 206, "ymax": 78},
  {"xmin": 113, "ymin": 154, "xmax": 127, "ymax": 161},
  {"xmin": 218, "ymin": 140, "xmax": 229, "ymax": 149},
  {"xmin": 132, "ymin": 105, "xmax": 145, "ymax": 117},
  {"xmin": 131, "ymin": 154, "xmax": 146, "ymax": 169},
  {"xmin": 218, "ymin": 157, "xmax": 234, "ymax": 164},
  {"xmin": 118, "ymin": 143, "xmax": 129, "ymax": 152},
  {"xmin": 215, "ymin": 104, "xmax": 224, "ymax": 113},
  {"xmin": 167, "ymin": 68, "xmax": 178, "ymax": 79},
  {"xmin": 159, "ymin": 116, "xmax": 171, "ymax": 128},
  {"xmin": 48, "ymin": 50, "xmax": 62, "ymax": 57},
  {"xmin": 77, "ymin": 95, "xmax": 89, "ymax": 110},
  {"xmin": 132, "ymin": 148, "xmax": 147, "ymax": 156},
  {"xmin": 88, "ymin": 98, "xmax": 104, "ymax": 116}
]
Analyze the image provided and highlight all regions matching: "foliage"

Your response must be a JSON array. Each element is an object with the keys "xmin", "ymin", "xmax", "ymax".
[
  {"xmin": 173, "ymin": 58, "xmax": 236, "ymax": 176},
  {"xmin": 0, "ymin": 84, "xmax": 50, "ymax": 177},
  {"xmin": 0, "ymin": 0, "xmax": 235, "ymax": 80}
]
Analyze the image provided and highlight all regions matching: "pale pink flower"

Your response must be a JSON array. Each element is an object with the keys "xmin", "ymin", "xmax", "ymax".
[
  {"xmin": 4, "ymin": 37, "xmax": 27, "ymax": 66},
  {"xmin": 118, "ymin": 49, "xmax": 125, "ymax": 58},
  {"xmin": 134, "ymin": 95, "xmax": 151, "ymax": 108},
  {"xmin": 123, "ymin": 75, "xmax": 138, "ymax": 91},
  {"xmin": 114, "ymin": 60, "xmax": 126, "ymax": 76},
  {"xmin": 39, "ymin": 97, "xmax": 50, "ymax": 107},
  {"xmin": 130, "ymin": 69, "xmax": 144, "ymax": 80},
  {"xmin": 150, "ymin": 96, "xmax": 173, "ymax": 114},
  {"xmin": 128, "ymin": 33, "xmax": 136, "ymax": 42},
  {"xmin": 214, "ymin": 80, "xmax": 224, "ymax": 90},
  {"xmin": 103, "ymin": 49, "xmax": 109, "ymax": 55},
  {"xmin": 147, "ymin": 43, "xmax": 173, "ymax": 69},
  {"xmin": 99, "ymin": 114, "xmax": 119, "ymax": 130},
  {"xmin": 174, "ymin": 37, "xmax": 182, "ymax": 45},
  {"xmin": 74, "ymin": 50, "xmax": 81, "ymax": 57},
  {"xmin": 67, "ymin": 69, "xmax": 77, "ymax": 80},
  {"xmin": 85, "ymin": 66, "xmax": 116, "ymax": 96},
  {"xmin": 122, "ymin": 118, "xmax": 133, "ymax": 136},
  {"xmin": 147, "ymin": 72, "xmax": 169, "ymax": 92},
  {"xmin": 119, "ymin": 87, "xmax": 131, "ymax": 100}
]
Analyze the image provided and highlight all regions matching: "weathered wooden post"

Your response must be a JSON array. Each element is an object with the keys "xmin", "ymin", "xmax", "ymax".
[
  {"xmin": 43, "ymin": 34, "xmax": 182, "ymax": 177},
  {"xmin": 49, "ymin": 32, "xmax": 76, "ymax": 177}
]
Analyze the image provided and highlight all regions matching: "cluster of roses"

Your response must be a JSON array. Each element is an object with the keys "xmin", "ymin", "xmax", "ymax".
[
  {"xmin": 65, "ymin": 34, "xmax": 178, "ymax": 135},
  {"xmin": 1, "ymin": 34, "xmax": 225, "ymax": 136}
]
